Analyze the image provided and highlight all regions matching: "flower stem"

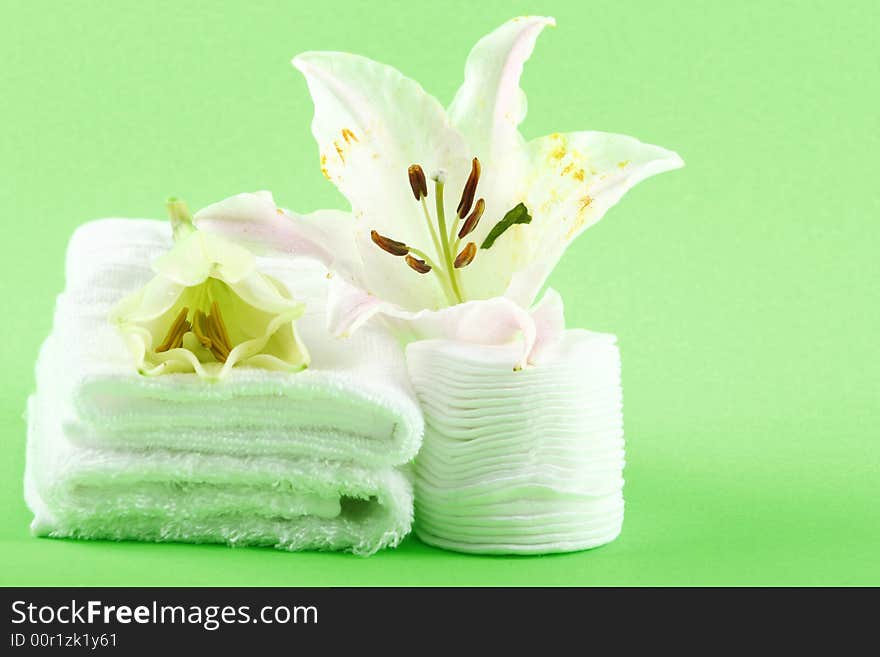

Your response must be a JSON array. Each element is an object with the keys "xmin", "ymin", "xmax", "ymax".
[
  {"xmin": 434, "ymin": 182, "xmax": 464, "ymax": 304},
  {"xmin": 166, "ymin": 197, "xmax": 195, "ymax": 241}
]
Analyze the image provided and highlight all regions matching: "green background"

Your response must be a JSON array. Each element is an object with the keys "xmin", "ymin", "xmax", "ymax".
[{"xmin": 1, "ymin": 0, "xmax": 877, "ymax": 586}]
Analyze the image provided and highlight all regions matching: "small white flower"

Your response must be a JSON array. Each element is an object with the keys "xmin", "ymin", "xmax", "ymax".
[{"xmin": 110, "ymin": 198, "xmax": 309, "ymax": 380}]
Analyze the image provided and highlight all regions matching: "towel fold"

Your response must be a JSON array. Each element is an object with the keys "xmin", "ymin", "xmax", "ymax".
[
  {"xmin": 26, "ymin": 396, "xmax": 413, "ymax": 555},
  {"xmin": 42, "ymin": 219, "xmax": 422, "ymax": 467},
  {"xmin": 25, "ymin": 218, "xmax": 422, "ymax": 555},
  {"xmin": 408, "ymin": 330, "xmax": 625, "ymax": 555}
]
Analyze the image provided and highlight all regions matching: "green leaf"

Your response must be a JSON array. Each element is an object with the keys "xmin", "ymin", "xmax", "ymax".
[{"xmin": 480, "ymin": 203, "xmax": 532, "ymax": 250}]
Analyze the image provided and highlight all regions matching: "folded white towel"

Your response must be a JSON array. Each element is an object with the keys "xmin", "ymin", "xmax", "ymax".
[
  {"xmin": 408, "ymin": 330, "xmax": 625, "ymax": 555},
  {"xmin": 25, "ymin": 217, "xmax": 423, "ymax": 555},
  {"xmin": 25, "ymin": 396, "xmax": 413, "ymax": 556},
  {"xmin": 44, "ymin": 219, "xmax": 423, "ymax": 467}
]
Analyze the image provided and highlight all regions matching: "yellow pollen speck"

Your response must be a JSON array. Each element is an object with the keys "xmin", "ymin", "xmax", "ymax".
[
  {"xmin": 574, "ymin": 169, "xmax": 585, "ymax": 181},
  {"xmin": 276, "ymin": 208, "xmax": 284, "ymax": 215},
  {"xmin": 548, "ymin": 132, "xmax": 567, "ymax": 159},
  {"xmin": 342, "ymin": 128, "xmax": 358, "ymax": 144},
  {"xmin": 561, "ymin": 163, "xmax": 574, "ymax": 176},
  {"xmin": 618, "ymin": 160, "xmax": 631, "ymax": 169},
  {"xmin": 334, "ymin": 141, "xmax": 345, "ymax": 163},
  {"xmin": 566, "ymin": 202, "xmax": 593, "ymax": 239},
  {"xmin": 320, "ymin": 154, "xmax": 330, "ymax": 179}
]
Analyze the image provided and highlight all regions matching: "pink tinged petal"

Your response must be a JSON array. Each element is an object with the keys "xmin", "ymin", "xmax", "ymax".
[
  {"xmin": 448, "ymin": 15, "xmax": 555, "ymax": 160},
  {"xmin": 327, "ymin": 277, "xmax": 558, "ymax": 370},
  {"xmin": 525, "ymin": 288, "xmax": 565, "ymax": 365},
  {"xmin": 325, "ymin": 275, "xmax": 390, "ymax": 338},
  {"xmin": 503, "ymin": 257, "xmax": 555, "ymax": 309},
  {"xmin": 193, "ymin": 191, "xmax": 351, "ymax": 268},
  {"xmin": 445, "ymin": 16, "xmax": 556, "ymax": 300},
  {"xmin": 292, "ymin": 209, "xmax": 364, "ymax": 282}
]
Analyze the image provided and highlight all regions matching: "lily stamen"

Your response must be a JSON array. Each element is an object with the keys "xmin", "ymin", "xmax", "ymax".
[
  {"xmin": 456, "ymin": 157, "xmax": 481, "ymax": 219},
  {"xmin": 408, "ymin": 164, "xmax": 428, "ymax": 200},
  {"xmin": 458, "ymin": 198, "xmax": 485, "ymax": 239},
  {"xmin": 192, "ymin": 310, "xmax": 213, "ymax": 350},
  {"xmin": 372, "ymin": 158, "xmax": 490, "ymax": 305},
  {"xmin": 454, "ymin": 242, "xmax": 477, "ymax": 269},
  {"xmin": 205, "ymin": 316, "xmax": 226, "ymax": 361},
  {"xmin": 210, "ymin": 301, "xmax": 232, "ymax": 351},
  {"xmin": 405, "ymin": 255, "xmax": 431, "ymax": 274},
  {"xmin": 370, "ymin": 230, "xmax": 409, "ymax": 256},
  {"xmin": 155, "ymin": 306, "xmax": 191, "ymax": 353},
  {"xmin": 189, "ymin": 306, "xmax": 235, "ymax": 363}
]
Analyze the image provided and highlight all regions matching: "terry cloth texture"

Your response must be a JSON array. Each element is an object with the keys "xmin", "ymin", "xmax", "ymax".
[{"xmin": 25, "ymin": 219, "xmax": 423, "ymax": 555}]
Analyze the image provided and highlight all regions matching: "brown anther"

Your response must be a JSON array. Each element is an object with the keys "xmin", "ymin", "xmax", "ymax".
[
  {"xmin": 454, "ymin": 242, "xmax": 477, "ymax": 269},
  {"xmin": 405, "ymin": 255, "xmax": 432, "ymax": 274},
  {"xmin": 456, "ymin": 157, "xmax": 481, "ymax": 219},
  {"xmin": 371, "ymin": 230, "xmax": 409, "ymax": 256},
  {"xmin": 408, "ymin": 164, "xmax": 428, "ymax": 200},
  {"xmin": 458, "ymin": 198, "xmax": 485, "ymax": 239},
  {"xmin": 155, "ymin": 306, "xmax": 190, "ymax": 352}
]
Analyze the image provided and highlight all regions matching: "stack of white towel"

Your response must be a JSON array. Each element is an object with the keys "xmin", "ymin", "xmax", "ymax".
[
  {"xmin": 408, "ymin": 331, "xmax": 625, "ymax": 554},
  {"xmin": 25, "ymin": 219, "xmax": 423, "ymax": 556}
]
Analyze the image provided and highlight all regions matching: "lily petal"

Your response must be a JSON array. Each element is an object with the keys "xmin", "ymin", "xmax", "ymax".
[
  {"xmin": 325, "ymin": 274, "xmax": 390, "ymax": 338},
  {"xmin": 326, "ymin": 275, "xmax": 561, "ymax": 370},
  {"xmin": 194, "ymin": 191, "xmax": 340, "ymax": 262},
  {"xmin": 527, "ymin": 129, "xmax": 685, "ymax": 254},
  {"xmin": 292, "ymin": 51, "xmax": 471, "ymax": 310},
  {"xmin": 524, "ymin": 287, "xmax": 565, "ymax": 365},
  {"xmin": 467, "ymin": 131, "xmax": 684, "ymax": 303},
  {"xmin": 448, "ymin": 15, "xmax": 555, "ymax": 161},
  {"xmin": 194, "ymin": 190, "xmax": 362, "ymax": 282},
  {"xmin": 151, "ymin": 230, "xmax": 255, "ymax": 286},
  {"xmin": 447, "ymin": 15, "xmax": 555, "ymax": 260}
]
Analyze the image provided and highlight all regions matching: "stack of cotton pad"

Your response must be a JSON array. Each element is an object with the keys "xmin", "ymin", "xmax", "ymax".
[{"xmin": 407, "ymin": 330, "xmax": 625, "ymax": 554}]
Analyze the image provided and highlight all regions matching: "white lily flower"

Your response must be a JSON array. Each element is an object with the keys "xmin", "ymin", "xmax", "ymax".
[
  {"xmin": 110, "ymin": 199, "xmax": 309, "ymax": 380},
  {"xmin": 196, "ymin": 16, "xmax": 683, "ymax": 368}
]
